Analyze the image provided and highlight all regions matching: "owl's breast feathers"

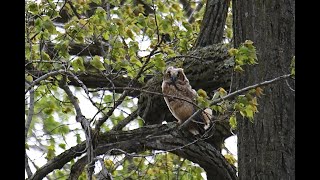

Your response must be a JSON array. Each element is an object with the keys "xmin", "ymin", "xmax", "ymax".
[
  {"xmin": 162, "ymin": 81, "xmax": 194, "ymax": 123},
  {"xmin": 162, "ymin": 66, "xmax": 212, "ymax": 135}
]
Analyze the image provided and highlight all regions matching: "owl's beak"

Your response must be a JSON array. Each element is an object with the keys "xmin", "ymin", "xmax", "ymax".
[{"xmin": 170, "ymin": 75, "xmax": 177, "ymax": 83}]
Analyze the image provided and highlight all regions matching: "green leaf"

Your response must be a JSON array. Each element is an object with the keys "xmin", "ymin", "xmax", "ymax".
[
  {"xmin": 43, "ymin": 18, "xmax": 56, "ymax": 33},
  {"xmin": 41, "ymin": 52, "xmax": 51, "ymax": 60},
  {"xmin": 26, "ymin": 75, "xmax": 33, "ymax": 82},
  {"xmin": 34, "ymin": 18, "xmax": 43, "ymax": 32},
  {"xmin": 218, "ymin": 87, "xmax": 227, "ymax": 97},
  {"xmin": 182, "ymin": 22, "xmax": 192, "ymax": 31},
  {"xmin": 43, "ymin": 115, "xmax": 60, "ymax": 134},
  {"xmin": 290, "ymin": 56, "xmax": 295, "ymax": 76},
  {"xmin": 126, "ymin": 28, "xmax": 135, "ymax": 40},
  {"xmin": 28, "ymin": 2, "xmax": 39, "ymax": 14},
  {"xmin": 92, "ymin": 0, "xmax": 101, "ymax": 5},
  {"xmin": 76, "ymin": 133, "xmax": 82, "ymax": 144},
  {"xmin": 245, "ymin": 106, "xmax": 254, "ymax": 120},
  {"xmin": 90, "ymin": 56, "xmax": 106, "ymax": 70},
  {"xmin": 72, "ymin": 57, "xmax": 86, "ymax": 72},
  {"xmin": 59, "ymin": 143, "xmax": 66, "ymax": 149},
  {"xmin": 234, "ymin": 65, "xmax": 244, "ymax": 72},
  {"xmin": 239, "ymin": 110, "xmax": 245, "ymax": 117},
  {"xmin": 154, "ymin": 54, "xmax": 165, "ymax": 70},
  {"xmin": 229, "ymin": 115, "xmax": 237, "ymax": 130},
  {"xmin": 224, "ymin": 154, "xmax": 237, "ymax": 165},
  {"xmin": 228, "ymin": 48, "xmax": 238, "ymax": 56},
  {"xmin": 46, "ymin": 144, "xmax": 55, "ymax": 160},
  {"xmin": 102, "ymin": 32, "xmax": 109, "ymax": 40},
  {"xmin": 244, "ymin": 40, "xmax": 254, "ymax": 46},
  {"xmin": 197, "ymin": 89, "xmax": 208, "ymax": 98}
]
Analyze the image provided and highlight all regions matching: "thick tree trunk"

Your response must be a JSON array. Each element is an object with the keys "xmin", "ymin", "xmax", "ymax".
[
  {"xmin": 232, "ymin": 0, "xmax": 295, "ymax": 179},
  {"xmin": 194, "ymin": 0, "xmax": 230, "ymax": 47}
]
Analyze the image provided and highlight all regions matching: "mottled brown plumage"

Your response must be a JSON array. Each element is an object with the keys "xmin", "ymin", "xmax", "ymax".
[{"xmin": 162, "ymin": 66, "xmax": 212, "ymax": 135}]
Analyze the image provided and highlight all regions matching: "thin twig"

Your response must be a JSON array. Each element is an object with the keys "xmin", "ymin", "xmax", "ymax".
[
  {"xmin": 25, "ymin": 60, "xmax": 65, "ymax": 67},
  {"xmin": 179, "ymin": 73, "xmax": 293, "ymax": 130},
  {"xmin": 89, "ymin": 86, "xmax": 199, "ymax": 108},
  {"xmin": 67, "ymin": 0, "xmax": 81, "ymax": 19},
  {"xmin": 67, "ymin": 71, "xmax": 102, "ymax": 113},
  {"xmin": 25, "ymin": 152, "xmax": 33, "ymax": 178},
  {"xmin": 97, "ymin": 158, "xmax": 114, "ymax": 180},
  {"xmin": 211, "ymin": 73, "xmax": 292, "ymax": 105},
  {"xmin": 25, "ymin": 70, "xmax": 65, "ymax": 94},
  {"xmin": 165, "ymin": 55, "xmax": 202, "ymax": 62},
  {"xmin": 285, "ymin": 79, "xmax": 295, "ymax": 92},
  {"xmin": 95, "ymin": 91, "xmax": 127, "ymax": 130},
  {"xmin": 176, "ymin": 158, "xmax": 186, "ymax": 180},
  {"xmin": 152, "ymin": 0, "xmax": 160, "ymax": 42},
  {"xmin": 95, "ymin": 34, "xmax": 165, "ymax": 130},
  {"xmin": 111, "ymin": 110, "xmax": 138, "ymax": 131}
]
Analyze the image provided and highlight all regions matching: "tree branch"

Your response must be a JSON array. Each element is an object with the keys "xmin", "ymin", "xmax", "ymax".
[
  {"xmin": 66, "ymin": 0, "xmax": 81, "ymax": 19},
  {"xmin": 59, "ymin": 76, "xmax": 95, "ymax": 180},
  {"xmin": 211, "ymin": 73, "xmax": 292, "ymax": 105},
  {"xmin": 25, "ymin": 70, "xmax": 65, "ymax": 94},
  {"xmin": 25, "ymin": 153, "xmax": 33, "ymax": 178},
  {"xmin": 90, "ymin": 86, "xmax": 199, "ymax": 108},
  {"xmin": 111, "ymin": 110, "xmax": 138, "ymax": 131},
  {"xmin": 25, "ymin": 83, "xmax": 35, "ymax": 141},
  {"xmin": 179, "ymin": 73, "xmax": 293, "ymax": 131},
  {"xmin": 30, "ymin": 123, "xmax": 236, "ymax": 180},
  {"xmin": 94, "ymin": 34, "xmax": 164, "ymax": 130}
]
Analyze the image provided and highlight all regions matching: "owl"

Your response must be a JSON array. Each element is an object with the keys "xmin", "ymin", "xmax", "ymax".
[{"xmin": 161, "ymin": 66, "xmax": 212, "ymax": 135}]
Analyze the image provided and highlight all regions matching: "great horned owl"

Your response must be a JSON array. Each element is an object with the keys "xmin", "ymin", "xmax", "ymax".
[{"xmin": 161, "ymin": 66, "xmax": 212, "ymax": 135}]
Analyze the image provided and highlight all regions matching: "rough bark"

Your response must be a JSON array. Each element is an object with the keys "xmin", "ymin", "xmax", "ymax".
[
  {"xmin": 29, "ymin": 122, "xmax": 236, "ymax": 180},
  {"xmin": 194, "ymin": 0, "xmax": 230, "ymax": 47},
  {"xmin": 232, "ymin": 0, "xmax": 295, "ymax": 179},
  {"xmin": 46, "ymin": 41, "xmax": 107, "ymax": 57}
]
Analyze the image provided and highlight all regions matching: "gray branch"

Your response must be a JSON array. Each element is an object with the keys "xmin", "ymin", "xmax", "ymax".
[
  {"xmin": 25, "ymin": 70, "xmax": 65, "ymax": 94},
  {"xmin": 25, "ymin": 83, "xmax": 35, "ymax": 141},
  {"xmin": 179, "ymin": 73, "xmax": 293, "ymax": 130},
  {"xmin": 59, "ymin": 76, "xmax": 95, "ymax": 180}
]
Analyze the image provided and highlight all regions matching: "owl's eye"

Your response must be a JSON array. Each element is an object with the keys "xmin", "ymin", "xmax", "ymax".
[
  {"xmin": 166, "ymin": 72, "xmax": 171, "ymax": 77},
  {"xmin": 177, "ymin": 72, "xmax": 184, "ymax": 81}
]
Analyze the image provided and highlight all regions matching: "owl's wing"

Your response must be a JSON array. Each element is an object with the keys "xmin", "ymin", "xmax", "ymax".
[{"xmin": 189, "ymin": 106, "xmax": 212, "ymax": 134}]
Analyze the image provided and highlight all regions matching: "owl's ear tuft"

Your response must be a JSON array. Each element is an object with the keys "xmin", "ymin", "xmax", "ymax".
[{"xmin": 163, "ymin": 66, "xmax": 173, "ymax": 74}]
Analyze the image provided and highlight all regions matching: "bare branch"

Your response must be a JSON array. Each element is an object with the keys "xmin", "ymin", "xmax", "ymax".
[
  {"xmin": 285, "ymin": 79, "xmax": 295, "ymax": 92},
  {"xmin": 211, "ymin": 73, "xmax": 292, "ymax": 105},
  {"xmin": 67, "ymin": 71, "xmax": 102, "ymax": 114},
  {"xmin": 165, "ymin": 55, "xmax": 202, "ymax": 62},
  {"xmin": 25, "ymin": 153, "xmax": 33, "ymax": 178},
  {"xmin": 179, "ymin": 73, "xmax": 293, "ymax": 130},
  {"xmin": 111, "ymin": 110, "xmax": 138, "ymax": 131},
  {"xmin": 58, "ymin": 76, "xmax": 95, "ymax": 180},
  {"xmin": 58, "ymin": 77, "xmax": 83, "ymax": 116},
  {"xmin": 90, "ymin": 86, "xmax": 199, "ymax": 108},
  {"xmin": 25, "ymin": 84, "xmax": 35, "ymax": 141}
]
